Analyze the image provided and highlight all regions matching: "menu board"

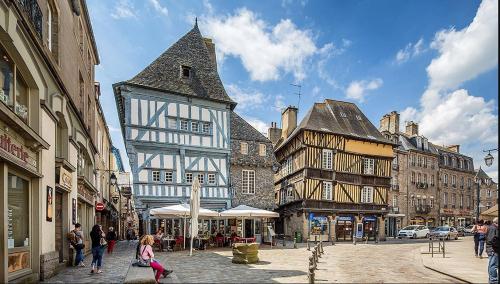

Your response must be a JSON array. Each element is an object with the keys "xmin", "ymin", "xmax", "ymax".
[{"xmin": 310, "ymin": 215, "xmax": 328, "ymax": 235}]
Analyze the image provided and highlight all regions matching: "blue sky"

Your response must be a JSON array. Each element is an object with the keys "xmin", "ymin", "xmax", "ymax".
[{"xmin": 87, "ymin": 0, "xmax": 498, "ymax": 180}]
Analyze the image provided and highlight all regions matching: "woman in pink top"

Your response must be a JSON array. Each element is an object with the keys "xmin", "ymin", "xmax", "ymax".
[{"xmin": 140, "ymin": 235, "xmax": 172, "ymax": 282}]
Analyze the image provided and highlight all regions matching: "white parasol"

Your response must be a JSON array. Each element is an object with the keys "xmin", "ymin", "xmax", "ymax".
[{"xmin": 189, "ymin": 177, "xmax": 201, "ymax": 256}]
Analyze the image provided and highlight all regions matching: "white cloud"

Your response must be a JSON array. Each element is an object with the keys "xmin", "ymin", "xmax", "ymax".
[
  {"xmin": 427, "ymin": 0, "xmax": 498, "ymax": 91},
  {"xmin": 149, "ymin": 0, "xmax": 168, "ymax": 16},
  {"xmin": 273, "ymin": 95, "xmax": 286, "ymax": 111},
  {"xmin": 395, "ymin": 38, "xmax": 425, "ymax": 64},
  {"xmin": 202, "ymin": 8, "xmax": 321, "ymax": 82},
  {"xmin": 244, "ymin": 116, "xmax": 269, "ymax": 135},
  {"xmin": 311, "ymin": 86, "xmax": 320, "ymax": 97},
  {"xmin": 226, "ymin": 84, "xmax": 266, "ymax": 110},
  {"xmin": 108, "ymin": 125, "xmax": 122, "ymax": 133},
  {"xmin": 345, "ymin": 78, "xmax": 383, "ymax": 102},
  {"xmin": 111, "ymin": 0, "xmax": 136, "ymax": 19}
]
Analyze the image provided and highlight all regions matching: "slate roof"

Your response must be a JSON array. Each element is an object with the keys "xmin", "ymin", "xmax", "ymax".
[
  {"xmin": 475, "ymin": 167, "xmax": 494, "ymax": 181},
  {"xmin": 230, "ymin": 112, "xmax": 270, "ymax": 143},
  {"xmin": 398, "ymin": 133, "xmax": 439, "ymax": 155},
  {"xmin": 276, "ymin": 99, "xmax": 394, "ymax": 150},
  {"xmin": 126, "ymin": 23, "xmax": 235, "ymax": 106}
]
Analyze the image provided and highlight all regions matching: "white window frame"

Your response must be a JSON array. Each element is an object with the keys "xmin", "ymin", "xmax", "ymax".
[
  {"xmin": 361, "ymin": 186, "xmax": 374, "ymax": 203},
  {"xmin": 185, "ymin": 172, "xmax": 193, "ymax": 184},
  {"xmin": 152, "ymin": 171, "xmax": 160, "ymax": 182},
  {"xmin": 392, "ymin": 195, "xmax": 397, "ymax": 207},
  {"xmin": 363, "ymin": 158, "xmax": 374, "ymax": 175},
  {"xmin": 202, "ymin": 122, "xmax": 211, "ymax": 134},
  {"xmin": 240, "ymin": 142, "xmax": 248, "ymax": 155},
  {"xmin": 208, "ymin": 173, "xmax": 216, "ymax": 185},
  {"xmin": 180, "ymin": 120, "xmax": 189, "ymax": 131},
  {"xmin": 322, "ymin": 149, "xmax": 333, "ymax": 170},
  {"xmin": 242, "ymin": 170, "xmax": 255, "ymax": 194},
  {"xmin": 165, "ymin": 171, "xmax": 173, "ymax": 183},
  {"xmin": 259, "ymin": 144, "xmax": 266, "ymax": 156},
  {"xmin": 322, "ymin": 182, "xmax": 333, "ymax": 200},
  {"xmin": 443, "ymin": 192, "xmax": 448, "ymax": 205}
]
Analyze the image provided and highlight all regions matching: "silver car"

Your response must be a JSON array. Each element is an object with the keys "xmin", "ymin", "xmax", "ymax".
[{"xmin": 430, "ymin": 226, "xmax": 459, "ymax": 240}]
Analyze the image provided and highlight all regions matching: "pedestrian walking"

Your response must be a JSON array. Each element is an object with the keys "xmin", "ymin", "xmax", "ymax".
[
  {"xmin": 472, "ymin": 220, "xmax": 480, "ymax": 257},
  {"xmin": 67, "ymin": 223, "xmax": 85, "ymax": 267},
  {"xmin": 477, "ymin": 220, "xmax": 489, "ymax": 259},
  {"xmin": 486, "ymin": 217, "xmax": 498, "ymax": 284},
  {"xmin": 106, "ymin": 227, "xmax": 117, "ymax": 254},
  {"xmin": 90, "ymin": 224, "xmax": 106, "ymax": 274},
  {"xmin": 139, "ymin": 235, "xmax": 172, "ymax": 283}
]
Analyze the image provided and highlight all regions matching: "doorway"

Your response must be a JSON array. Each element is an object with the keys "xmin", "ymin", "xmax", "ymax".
[
  {"xmin": 336, "ymin": 220, "xmax": 353, "ymax": 241},
  {"xmin": 244, "ymin": 219, "xmax": 253, "ymax": 238},
  {"xmin": 55, "ymin": 191, "xmax": 64, "ymax": 262}
]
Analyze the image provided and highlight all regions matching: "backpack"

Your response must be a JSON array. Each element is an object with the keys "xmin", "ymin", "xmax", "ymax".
[{"xmin": 67, "ymin": 231, "xmax": 77, "ymax": 247}]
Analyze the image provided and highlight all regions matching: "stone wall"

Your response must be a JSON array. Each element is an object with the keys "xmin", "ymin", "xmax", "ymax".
[
  {"xmin": 231, "ymin": 165, "xmax": 275, "ymax": 210},
  {"xmin": 39, "ymin": 251, "xmax": 60, "ymax": 280}
]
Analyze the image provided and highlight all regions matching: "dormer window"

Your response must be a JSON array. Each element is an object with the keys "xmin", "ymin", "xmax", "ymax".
[
  {"xmin": 181, "ymin": 65, "xmax": 191, "ymax": 79},
  {"xmin": 355, "ymin": 115, "xmax": 362, "ymax": 120},
  {"xmin": 340, "ymin": 112, "xmax": 347, "ymax": 118}
]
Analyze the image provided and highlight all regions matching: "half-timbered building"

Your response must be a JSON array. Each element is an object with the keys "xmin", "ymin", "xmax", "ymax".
[
  {"xmin": 114, "ymin": 23, "xmax": 235, "ymax": 233},
  {"xmin": 271, "ymin": 100, "xmax": 395, "ymax": 242}
]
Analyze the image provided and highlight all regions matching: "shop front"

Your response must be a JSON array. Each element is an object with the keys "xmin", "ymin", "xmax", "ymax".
[
  {"xmin": 77, "ymin": 179, "xmax": 97, "ymax": 254},
  {"xmin": 410, "ymin": 216, "xmax": 426, "ymax": 225},
  {"xmin": 0, "ymin": 120, "xmax": 48, "ymax": 282},
  {"xmin": 440, "ymin": 208, "xmax": 456, "ymax": 226},
  {"xmin": 309, "ymin": 213, "xmax": 330, "ymax": 242},
  {"xmin": 362, "ymin": 216, "xmax": 378, "ymax": 240},
  {"xmin": 336, "ymin": 216, "xmax": 354, "ymax": 241}
]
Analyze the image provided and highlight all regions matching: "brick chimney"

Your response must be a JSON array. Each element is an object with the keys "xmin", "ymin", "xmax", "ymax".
[
  {"xmin": 268, "ymin": 122, "xmax": 282, "ymax": 145},
  {"xmin": 405, "ymin": 121, "xmax": 419, "ymax": 136},
  {"xmin": 203, "ymin": 38, "xmax": 217, "ymax": 70},
  {"xmin": 379, "ymin": 111, "xmax": 399, "ymax": 134},
  {"xmin": 281, "ymin": 106, "xmax": 298, "ymax": 139},
  {"xmin": 447, "ymin": 145, "xmax": 460, "ymax": 153}
]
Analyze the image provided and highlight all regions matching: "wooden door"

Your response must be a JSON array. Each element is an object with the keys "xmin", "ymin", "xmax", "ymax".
[{"xmin": 55, "ymin": 192, "xmax": 63, "ymax": 262}]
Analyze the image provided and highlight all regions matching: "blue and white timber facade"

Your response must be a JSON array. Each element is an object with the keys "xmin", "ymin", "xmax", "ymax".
[{"xmin": 114, "ymin": 23, "xmax": 236, "ymax": 229}]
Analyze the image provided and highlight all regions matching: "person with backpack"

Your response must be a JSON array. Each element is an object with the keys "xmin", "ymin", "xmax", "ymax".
[
  {"xmin": 486, "ymin": 217, "xmax": 498, "ymax": 284},
  {"xmin": 68, "ymin": 223, "xmax": 85, "ymax": 267},
  {"xmin": 106, "ymin": 227, "xmax": 117, "ymax": 254}
]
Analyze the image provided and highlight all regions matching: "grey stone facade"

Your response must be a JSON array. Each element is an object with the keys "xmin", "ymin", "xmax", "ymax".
[
  {"xmin": 476, "ymin": 168, "xmax": 498, "ymax": 214},
  {"xmin": 39, "ymin": 251, "xmax": 61, "ymax": 280},
  {"xmin": 230, "ymin": 112, "xmax": 276, "ymax": 210}
]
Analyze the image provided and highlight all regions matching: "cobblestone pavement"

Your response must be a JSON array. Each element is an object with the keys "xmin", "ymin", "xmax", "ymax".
[
  {"xmin": 45, "ymin": 239, "xmax": 461, "ymax": 283},
  {"xmin": 44, "ymin": 240, "xmax": 137, "ymax": 283}
]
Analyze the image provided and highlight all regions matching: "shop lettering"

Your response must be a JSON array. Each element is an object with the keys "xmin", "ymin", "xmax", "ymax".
[{"xmin": 0, "ymin": 134, "xmax": 29, "ymax": 162}]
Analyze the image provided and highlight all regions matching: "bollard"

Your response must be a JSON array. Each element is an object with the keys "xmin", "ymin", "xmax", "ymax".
[
  {"xmin": 316, "ymin": 245, "xmax": 322, "ymax": 258},
  {"xmin": 442, "ymin": 238, "xmax": 445, "ymax": 258},
  {"xmin": 307, "ymin": 240, "xmax": 311, "ymax": 251},
  {"xmin": 315, "ymin": 235, "xmax": 318, "ymax": 245},
  {"xmin": 283, "ymin": 235, "xmax": 286, "ymax": 247},
  {"xmin": 308, "ymin": 264, "xmax": 315, "ymax": 284},
  {"xmin": 294, "ymin": 237, "xmax": 298, "ymax": 249},
  {"xmin": 320, "ymin": 240, "xmax": 324, "ymax": 254},
  {"xmin": 309, "ymin": 255, "xmax": 316, "ymax": 270}
]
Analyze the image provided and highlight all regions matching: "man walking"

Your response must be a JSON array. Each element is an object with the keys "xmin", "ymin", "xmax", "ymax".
[
  {"xmin": 486, "ymin": 217, "xmax": 498, "ymax": 284},
  {"xmin": 69, "ymin": 223, "xmax": 85, "ymax": 267}
]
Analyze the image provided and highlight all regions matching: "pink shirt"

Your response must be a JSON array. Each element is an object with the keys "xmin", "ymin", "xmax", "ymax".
[{"xmin": 140, "ymin": 245, "xmax": 154, "ymax": 260}]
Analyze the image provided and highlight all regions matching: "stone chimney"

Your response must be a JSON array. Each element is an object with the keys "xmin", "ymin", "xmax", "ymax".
[
  {"xmin": 281, "ymin": 106, "xmax": 298, "ymax": 139},
  {"xmin": 203, "ymin": 38, "xmax": 217, "ymax": 70},
  {"xmin": 447, "ymin": 145, "xmax": 460, "ymax": 153},
  {"xmin": 379, "ymin": 111, "xmax": 399, "ymax": 134},
  {"xmin": 268, "ymin": 122, "xmax": 282, "ymax": 145},
  {"xmin": 405, "ymin": 121, "xmax": 419, "ymax": 136}
]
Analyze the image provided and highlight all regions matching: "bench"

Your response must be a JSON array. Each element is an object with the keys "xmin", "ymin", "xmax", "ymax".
[{"xmin": 124, "ymin": 261, "xmax": 156, "ymax": 284}]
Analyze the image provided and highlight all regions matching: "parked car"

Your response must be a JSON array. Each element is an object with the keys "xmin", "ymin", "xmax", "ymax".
[
  {"xmin": 457, "ymin": 227, "xmax": 465, "ymax": 237},
  {"xmin": 430, "ymin": 226, "xmax": 459, "ymax": 240},
  {"xmin": 464, "ymin": 225, "xmax": 475, "ymax": 235},
  {"xmin": 397, "ymin": 225, "xmax": 430, "ymax": 239}
]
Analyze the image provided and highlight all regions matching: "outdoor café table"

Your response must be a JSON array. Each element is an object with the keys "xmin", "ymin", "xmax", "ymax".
[
  {"xmin": 162, "ymin": 238, "xmax": 175, "ymax": 252},
  {"xmin": 196, "ymin": 236, "xmax": 210, "ymax": 250}
]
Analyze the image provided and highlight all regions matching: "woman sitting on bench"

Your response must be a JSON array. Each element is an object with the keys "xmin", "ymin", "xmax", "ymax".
[{"xmin": 139, "ymin": 235, "xmax": 172, "ymax": 283}]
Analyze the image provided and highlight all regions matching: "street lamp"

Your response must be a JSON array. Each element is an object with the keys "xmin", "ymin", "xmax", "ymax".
[
  {"xmin": 110, "ymin": 172, "xmax": 118, "ymax": 185},
  {"xmin": 483, "ymin": 148, "xmax": 498, "ymax": 167}
]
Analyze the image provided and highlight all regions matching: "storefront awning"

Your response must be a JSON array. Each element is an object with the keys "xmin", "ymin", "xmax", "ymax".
[{"xmin": 386, "ymin": 213, "xmax": 405, "ymax": 217}]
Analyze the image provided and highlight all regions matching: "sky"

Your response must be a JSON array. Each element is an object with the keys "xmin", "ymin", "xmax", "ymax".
[{"xmin": 87, "ymin": 0, "xmax": 498, "ymax": 181}]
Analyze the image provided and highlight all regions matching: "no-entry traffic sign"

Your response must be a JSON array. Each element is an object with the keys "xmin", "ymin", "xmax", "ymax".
[{"xmin": 96, "ymin": 202, "xmax": 105, "ymax": 211}]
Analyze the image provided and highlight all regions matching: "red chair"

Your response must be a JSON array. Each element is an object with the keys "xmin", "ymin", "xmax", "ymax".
[
  {"xmin": 174, "ymin": 236, "xmax": 184, "ymax": 251},
  {"xmin": 215, "ymin": 236, "xmax": 224, "ymax": 247}
]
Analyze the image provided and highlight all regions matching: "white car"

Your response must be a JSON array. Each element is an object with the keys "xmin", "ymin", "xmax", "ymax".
[{"xmin": 397, "ymin": 225, "xmax": 430, "ymax": 239}]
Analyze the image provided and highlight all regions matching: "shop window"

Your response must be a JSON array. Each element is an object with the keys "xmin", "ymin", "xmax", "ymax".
[
  {"xmin": 8, "ymin": 174, "xmax": 30, "ymax": 272},
  {"xmin": 242, "ymin": 170, "xmax": 255, "ymax": 194},
  {"xmin": 1, "ymin": 46, "xmax": 30, "ymax": 123},
  {"xmin": 322, "ymin": 149, "xmax": 333, "ymax": 169}
]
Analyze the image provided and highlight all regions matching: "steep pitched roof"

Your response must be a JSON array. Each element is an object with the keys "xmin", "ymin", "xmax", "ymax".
[
  {"xmin": 398, "ymin": 133, "xmax": 439, "ymax": 155},
  {"xmin": 126, "ymin": 24, "xmax": 235, "ymax": 106},
  {"xmin": 475, "ymin": 167, "xmax": 493, "ymax": 180},
  {"xmin": 230, "ymin": 112, "xmax": 270, "ymax": 143},
  {"xmin": 276, "ymin": 99, "xmax": 393, "ymax": 150}
]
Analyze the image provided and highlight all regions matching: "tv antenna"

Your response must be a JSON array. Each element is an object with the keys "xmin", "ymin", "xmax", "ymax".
[{"xmin": 290, "ymin": 83, "xmax": 302, "ymax": 113}]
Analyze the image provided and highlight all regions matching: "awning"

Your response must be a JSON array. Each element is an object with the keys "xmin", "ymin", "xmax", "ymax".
[
  {"xmin": 219, "ymin": 205, "xmax": 279, "ymax": 218},
  {"xmin": 150, "ymin": 203, "xmax": 219, "ymax": 218},
  {"xmin": 480, "ymin": 205, "xmax": 498, "ymax": 217}
]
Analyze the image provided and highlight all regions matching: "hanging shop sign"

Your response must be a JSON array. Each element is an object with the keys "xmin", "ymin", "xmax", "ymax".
[
  {"xmin": 0, "ymin": 125, "xmax": 37, "ymax": 171},
  {"xmin": 58, "ymin": 167, "xmax": 73, "ymax": 190}
]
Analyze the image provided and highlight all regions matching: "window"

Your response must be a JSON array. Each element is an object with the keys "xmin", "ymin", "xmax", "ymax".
[
  {"xmin": 152, "ymin": 171, "xmax": 160, "ymax": 182},
  {"xmin": 47, "ymin": 1, "xmax": 59, "ymax": 61},
  {"xmin": 444, "ymin": 156, "xmax": 448, "ymax": 166},
  {"xmin": 443, "ymin": 192, "xmax": 448, "ymax": 205},
  {"xmin": 411, "ymin": 197, "xmax": 415, "ymax": 207},
  {"xmin": 452, "ymin": 157, "xmax": 456, "ymax": 168},
  {"xmin": 339, "ymin": 112, "xmax": 347, "ymax": 118},
  {"xmin": 443, "ymin": 174, "xmax": 448, "ymax": 185},
  {"xmin": 468, "ymin": 178, "xmax": 472, "ymax": 188},
  {"xmin": 460, "ymin": 194, "xmax": 463, "ymax": 207},
  {"xmin": 1, "ymin": 46, "xmax": 29, "ymax": 123},
  {"xmin": 392, "ymin": 196, "xmax": 398, "ymax": 207},
  {"xmin": 240, "ymin": 142, "xmax": 248, "ymax": 155},
  {"xmin": 411, "ymin": 172, "xmax": 415, "ymax": 183},
  {"xmin": 361, "ymin": 186, "xmax": 374, "ymax": 203},
  {"xmin": 208, "ymin": 174, "xmax": 216, "ymax": 185},
  {"xmin": 423, "ymin": 174, "xmax": 427, "ymax": 184},
  {"xmin": 322, "ymin": 149, "xmax": 333, "ymax": 169},
  {"xmin": 242, "ymin": 170, "xmax": 255, "ymax": 194},
  {"xmin": 181, "ymin": 65, "xmax": 191, "ymax": 78},
  {"xmin": 459, "ymin": 159, "xmax": 464, "ymax": 169},
  {"xmin": 165, "ymin": 172, "xmax": 173, "ymax": 183},
  {"xmin": 486, "ymin": 202, "xmax": 491, "ymax": 210},
  {"xmin": 467, "ymin": 195, "xmax": 471, "ymax": 207},
  {"xmin": 322, "ymin": 182, "xmax": 333, "ymax": 200},
  {"xmin": 8, "ymin": 174, "xmax": 30, "ymax": 272},
  {"xmin": 417, "ymin": 156, "xmax": 422, "ymax": 167},
  {"xmin": 461, "ymin": 177, "xmax": 464, "ymax": 188},
  {"xmin": 259, "ymin": 144, "xmax": 266, "ymax": 156},
  {"xmin": 79, "ymin": 20, "xmax": 84, "ymax": 53},
  {"xmin": 411, "ymin": 154, "xmax": 416, "ymax": 166},
  {"xmin": 423, "ymin": 157, "xmax": 427, "ymax": 168},
  {"xmin": 363, "ymin": 158, "xmax": 374, "ymax": 175},
  {"xmin": 202, "ymin": 122, "xmax": 211, "ymax": 134},
  {"xmin": 431, "ymin": 175, "xmax": 435, "ymax": 186},
  {"xmin": 185, "ymin": 173, "xmax": 193, "ymax": 183},
  {"xmin": 197, "ymin": 173, "xmax": 204, "ymax": 184},
  {"xmin": 355, "ymin": 115, "xmax": 362, "ymax": 120},
  {"xmin": 180, "ymin": 120, "xmax": 189, "ymax": 131},
  {"xmin": 191, "ymin": 121, "xmax": 199, "ymax": 132},
  {"xmin": 430, "ymin": 198, "xmax": 434, "ymax": 208},
  {"xmin": 417, "ymin": 173, "xmax": 421, "ymax": 183},
  {"xmin": 487, "ymin": 190, "xmax": 492, "ymax": 198},
  {"xmin": 451, "ymin": 175, "xmax": 456, "ymax": 186},
  {"xmin": 167, "ymin": 118, "xmax": 177, "ymax": 129}
]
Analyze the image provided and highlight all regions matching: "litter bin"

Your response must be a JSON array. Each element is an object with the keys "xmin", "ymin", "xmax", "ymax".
[{"xmin": 295, "ymin": 231, "xmax": 302, "ymax": 243}]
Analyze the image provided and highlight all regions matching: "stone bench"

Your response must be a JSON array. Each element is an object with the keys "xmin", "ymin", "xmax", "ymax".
[{"xmin": 124, "ymin": 261, "xmax": 156, "ymax": 284}]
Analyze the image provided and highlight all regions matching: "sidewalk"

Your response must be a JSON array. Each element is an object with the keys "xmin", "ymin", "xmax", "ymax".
[{"xmin": 419, "ymin": 236, "xmax": 489, "ymax": 283}]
